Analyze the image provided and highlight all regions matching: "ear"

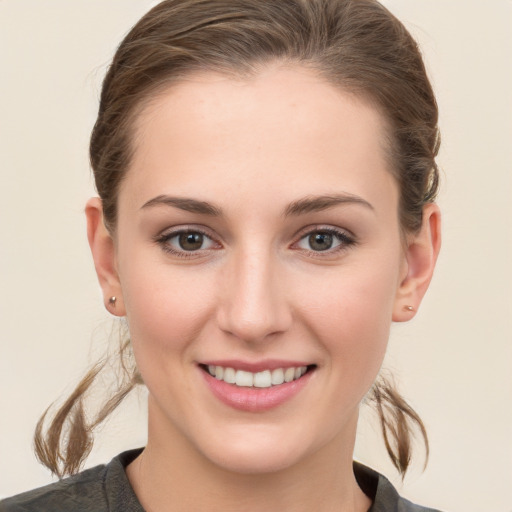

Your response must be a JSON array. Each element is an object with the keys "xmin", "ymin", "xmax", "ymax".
[
  {"xmin": 393, "ymin": 203, "xmax": 441, "ymax": 322},
  {"xmin": 85, "ymin": 197, "xmax": 126, "ymax": 316}
]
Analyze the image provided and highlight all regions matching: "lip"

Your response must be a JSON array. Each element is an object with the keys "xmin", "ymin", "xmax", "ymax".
[
  {"xmin": 200, "ymin": 359, "xmax": 310, "ymax": 373},
  {"xmin": 199, "ymin": 362, "xmax": 315, "ymax": 412}
]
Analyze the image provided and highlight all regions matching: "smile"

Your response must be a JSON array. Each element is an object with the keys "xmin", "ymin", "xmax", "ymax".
[
  {"xmin": 200, "ymin": 363, "xmax": 316, "ymax": 412},
  {"xmin": 205, "ymin": 365, "xmax": 309, "ymax": 388}
]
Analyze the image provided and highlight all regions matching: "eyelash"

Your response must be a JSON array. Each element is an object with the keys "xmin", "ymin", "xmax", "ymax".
[
  {"xmin": 154, "ymin": 226, "xmax": 356, "ymax": 259},
  {"xmin": 293, "ymin": 227, "xmax": 356, "ymax": 257},
  {"xmin": 154, "ymin": 227, "xmax": 219, "ymax": 259}
]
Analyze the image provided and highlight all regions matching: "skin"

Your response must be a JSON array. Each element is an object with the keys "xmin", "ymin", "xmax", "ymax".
[{"xmin": 86, "ymin": 64, "xmax": 440, "ymax": 512}]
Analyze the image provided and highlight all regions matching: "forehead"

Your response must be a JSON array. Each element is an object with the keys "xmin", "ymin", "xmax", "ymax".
[{"xmin": 124, "ymin": 64, "xmax": 397, "ymax": 213}]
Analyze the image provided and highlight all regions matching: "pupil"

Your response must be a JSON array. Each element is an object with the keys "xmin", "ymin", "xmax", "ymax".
[
  {"xmin": 309, "ymin": 232, "xmax": 333, "ymax": 251},
  {"xmin": 179, "ymin": 232, "xmax": 203, "ymax": 251}
]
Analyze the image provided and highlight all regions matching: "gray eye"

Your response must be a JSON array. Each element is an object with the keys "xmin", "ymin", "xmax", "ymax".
[{"xmin": 308, "ymin": 232, "xmax": 333, "ymax": 251}]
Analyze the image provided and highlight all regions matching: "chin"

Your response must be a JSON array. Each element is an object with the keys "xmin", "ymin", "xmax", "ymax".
[
  {"xmin": 205, "ymin": 442, "xmax": 306, "ymax": 475},
  {"xmin": 192, "ymin": 422, "xmax": 337, "ymax": 476}
]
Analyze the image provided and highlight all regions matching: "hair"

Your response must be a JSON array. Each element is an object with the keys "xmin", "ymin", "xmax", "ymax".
[{"xmin": 35, "ymin": 0, "xmax": 439, "ymax": 478}]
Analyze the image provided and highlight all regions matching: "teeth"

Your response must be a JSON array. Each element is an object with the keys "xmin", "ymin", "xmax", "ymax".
[
  {"xmin": 235, "ymin": 370, "xmax": 253, "ymax": 387},
  {"xmin": 223, "ymin": 367, "xmax": 236, "ymax": 384},
  {"xmin": 253, "ymin": 370, "xmax": 271, "ymax": 388},
  {"xmin": 284, "ymin": 367, "xmax": 295, "ymax": 382},
  {"xmin": 206, "ymin": 365, "xmax": 309, "ymax": 387},
  {"xmin": 271, "ymin": 368, "xmax": 284, "ymax": 385}
]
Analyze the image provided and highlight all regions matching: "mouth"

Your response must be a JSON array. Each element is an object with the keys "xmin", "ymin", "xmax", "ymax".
[{"xmin": 199, "ymin": 364, "xmax": 316, "ymax": 388}]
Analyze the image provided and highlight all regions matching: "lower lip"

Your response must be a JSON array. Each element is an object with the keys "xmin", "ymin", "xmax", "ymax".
[{"xmin": 201, "ymin": 368, "xmax": 313, "ymax": 412}]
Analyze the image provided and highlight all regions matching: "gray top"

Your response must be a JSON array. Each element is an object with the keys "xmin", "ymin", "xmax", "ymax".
[{"xmin": 0, "ymin": 449, "xmax": 443, "ymax": 512}]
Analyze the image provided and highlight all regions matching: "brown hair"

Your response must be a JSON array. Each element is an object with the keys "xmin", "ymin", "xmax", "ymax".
[{"xmin": 35, "ymin": 0, "xmax": 439, "ymax": 478}]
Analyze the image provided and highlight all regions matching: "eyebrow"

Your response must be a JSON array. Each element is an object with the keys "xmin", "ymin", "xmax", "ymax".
[
  {"xmin": 141, "ymin": 195, "xmax": 223, "ymax": 216},
  {"xmin": 283, "ymin": 194, "xmax": 374, "ymax": 217},
  {"xmin": 140, "ymin": 193, "xmax": 373, "ymax": 217}
]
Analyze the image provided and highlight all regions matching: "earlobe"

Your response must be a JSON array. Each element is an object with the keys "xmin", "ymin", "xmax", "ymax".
[
  {"xmin": 392, "ymin": 203, "xmax": 441, "ymax": 322},
  {"xmin": 85, "ymin": 197, "xmax": 126, "ymax": 316}
]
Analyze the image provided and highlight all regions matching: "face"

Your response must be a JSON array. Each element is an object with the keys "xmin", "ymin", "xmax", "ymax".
[{"xmin": 109, "ymin": 65, "xmax": 410, "ymax": 473}]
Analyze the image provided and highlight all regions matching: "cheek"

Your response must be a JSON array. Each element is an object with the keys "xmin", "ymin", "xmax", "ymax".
[
  {"xmin": 297, "ymin": 255, "xmax": 400, "ymax": 379},
  {"xmin": 119, "ymin": 264, "xmax": 220, "ymax": 424},
  {"xmin": 118, "ymin": 253, "xmax": 216, "ymax": 366}
]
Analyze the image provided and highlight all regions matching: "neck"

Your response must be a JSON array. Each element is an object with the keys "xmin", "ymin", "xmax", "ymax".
[{"xmin": 127, "ymin": 401, "xmax": 371, "ymax": 512}]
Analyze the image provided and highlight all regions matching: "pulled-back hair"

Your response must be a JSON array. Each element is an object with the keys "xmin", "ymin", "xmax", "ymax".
[{"xmin": 36, "ymin": 0, "xmax": 439, "ymax": 478}]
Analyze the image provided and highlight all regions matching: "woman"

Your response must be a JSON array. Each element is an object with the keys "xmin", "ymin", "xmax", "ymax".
[{"xmin": 1, "ymin": 0, "xmax": 443, "ymax": 510}]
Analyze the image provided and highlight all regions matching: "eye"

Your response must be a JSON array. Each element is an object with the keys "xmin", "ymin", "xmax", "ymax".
[
  {"xmin": 174, "ymin": 232, "xmax": 209, "ymax": 251},
  {"xmin": 295, "ymin": 228, "xmax": 355, "ymax": 253},
  {"xmin": 156, "ymin": 228, "xmax": 219, "ymax": 257}
]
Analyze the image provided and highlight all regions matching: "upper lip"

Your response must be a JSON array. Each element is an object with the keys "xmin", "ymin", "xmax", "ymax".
[{"xmin": 199, "ymin": 359, "xmax": 313, "ymax": 373}]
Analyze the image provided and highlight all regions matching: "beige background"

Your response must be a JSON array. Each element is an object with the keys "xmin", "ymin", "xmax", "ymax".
[{"xmin": 1, "ymin": 1, "xmax": 511, "ymax": 510}]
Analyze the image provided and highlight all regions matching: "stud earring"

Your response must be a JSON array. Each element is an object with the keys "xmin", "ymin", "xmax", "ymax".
[
  {"xmin": 109, "ymin": 296, "xmax": 117, "ymax": 307},
  {"xmin": 403, "ymin": 305, "xmax": 414, "ymax": 312}
]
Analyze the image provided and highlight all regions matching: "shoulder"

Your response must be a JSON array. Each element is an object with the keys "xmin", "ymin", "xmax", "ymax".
[
  {"xmin": 0, "ymin": 449, "xmax": 144, "ymax": 512},
  {"xmin": 0, "ymin": 464, "xmax": 108, "ymax": 512},
  {"xmin": 353, "ymin": 462, "xmax": 446, "ymax": 512}
]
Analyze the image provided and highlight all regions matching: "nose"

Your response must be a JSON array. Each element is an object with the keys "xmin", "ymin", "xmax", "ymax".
[{"xmin": 216, "ymin": 248, "xmax": 292, "ymax": 344}]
